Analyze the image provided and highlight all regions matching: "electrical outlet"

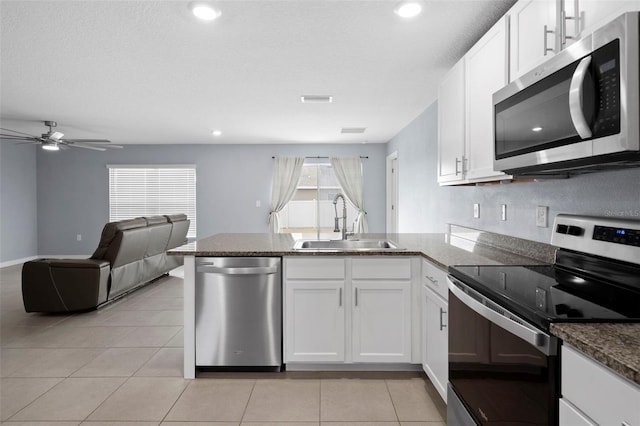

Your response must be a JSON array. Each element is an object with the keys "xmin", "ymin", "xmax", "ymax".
[
  {"xmin": 473, "ymin": 203, "xmax": 480, "ymax": 219},
  {"xmin": 501, "ymin": 204, "xmax": 507, "ymax": 221},
  {"xmin": 536, "ymin": 206, "xmax": 548, "ymax": 227},
  {"xmin": 76, "ymin": 234, "xmax": 82, "ymax": 241},
  {"xmin": 256, "ymin": 200, "xmax": 261, "ymax": 208}
]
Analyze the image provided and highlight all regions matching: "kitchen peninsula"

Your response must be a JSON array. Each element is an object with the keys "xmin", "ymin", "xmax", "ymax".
[{"xmin": 169, "ymin": 229, "xmax": 553, "ymax": 379}]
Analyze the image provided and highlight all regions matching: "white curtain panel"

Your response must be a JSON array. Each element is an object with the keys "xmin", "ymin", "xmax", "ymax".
[
  {"xmin": 269, "ymin": 156, "xmax": 305, "ymax": 233},
  {"xmin": 330, "ymin": 156, "xmax": 368, "ymax": 233}
]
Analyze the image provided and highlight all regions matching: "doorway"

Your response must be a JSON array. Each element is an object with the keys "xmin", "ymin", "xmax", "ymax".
[{"xmin": 386, "ymin": 151, "xmax": 398, "ymax": 233}]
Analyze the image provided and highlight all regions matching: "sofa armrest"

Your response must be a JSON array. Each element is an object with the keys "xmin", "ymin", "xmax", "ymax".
[{"xmin": 22, "ymin": 259, "xmax": 110, "ymax": 313}]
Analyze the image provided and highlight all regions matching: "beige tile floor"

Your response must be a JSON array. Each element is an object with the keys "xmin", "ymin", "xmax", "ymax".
[{"xmin": 0, "ymin": 263, "xmax": 446, "ymax": 425}]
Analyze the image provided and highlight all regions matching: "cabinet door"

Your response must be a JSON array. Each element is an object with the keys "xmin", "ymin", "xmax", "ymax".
[
  {"xmin": 437, "ymin": 59, "xmax": 466, "ymax": 184},
  {"xmin": 563, "ymin": 0, "xmax": 640, "ymax": 47},
  {"xmin": 509, "ymin": 0, "xmax": 557, "ymax": 80},
  {"xmin": 352, "ymin": 281, "xmax": 411, "ymax": 362},
  {"xmin": 284, "ymin": 281, "xmax": 345, "ymax": 363},
  {"xmin": 424, "ymin": 286, "xmax": 448, "ymax": 403},
  {"xmin": 465, "ymin": 16, "xmax": 511, "ymax": 182}
]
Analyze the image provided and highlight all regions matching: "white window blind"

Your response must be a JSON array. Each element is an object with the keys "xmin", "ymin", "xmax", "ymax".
[{"xmin": 108, "ymin": 166, "xmax": 196, "ymax": 238}]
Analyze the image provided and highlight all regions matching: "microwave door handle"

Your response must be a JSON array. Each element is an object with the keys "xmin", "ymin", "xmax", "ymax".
[{"xmin": 569, "ymin": 55, "xmax": 593, "ymax": 139}]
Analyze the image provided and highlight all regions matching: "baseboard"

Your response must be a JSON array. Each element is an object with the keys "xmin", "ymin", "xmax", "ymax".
[
  {"xmin": 0, "ymin": 254, "xmax": 91, "ymax": 269},
  {"xmin": 0, "ymin": 256, "xmax": 39, "ymax": 268}
]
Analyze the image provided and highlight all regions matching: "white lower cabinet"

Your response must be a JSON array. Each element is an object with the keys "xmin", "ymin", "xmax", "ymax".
[
  {"xmin": 561, "ymin": 344, "xmax": 640, "ymax": 426},
  {"xmin": 284, "ymin": 280, "xmax": 345, "ymax": 362},
  {"xmin": 352, "ymin": 280, "xmax": 411, "ymax": 362},
  {"xmin": 421, "ymin": 259, "xmax": 448, "ymax": 402},
  {"xmin": 284, "ymin": 256, "xmax": 414, "ymax": 365}
]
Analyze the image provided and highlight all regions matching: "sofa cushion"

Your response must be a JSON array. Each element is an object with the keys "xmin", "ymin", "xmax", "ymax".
[{"xmin": 91, "ymin": 217, "xmax": 147, "ymax": 260}]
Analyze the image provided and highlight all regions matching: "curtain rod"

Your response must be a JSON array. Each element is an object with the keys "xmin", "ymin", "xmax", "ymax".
[{"xmin": 272, "ymin": 156, "xmax": 368, "ymax": 159}]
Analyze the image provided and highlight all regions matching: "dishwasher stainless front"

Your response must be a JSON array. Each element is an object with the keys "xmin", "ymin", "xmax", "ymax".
[{"xmin": 195, "ymin": 257, "xmax": 282, "ymax": 369}]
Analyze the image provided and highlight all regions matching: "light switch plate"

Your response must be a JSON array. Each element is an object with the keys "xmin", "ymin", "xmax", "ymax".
[
  {"xmin": 473, "ymin": 203, "xmax": 480, "ymax": 219},
  {"xmin": 536, "ymin": 206, "xmax": 548, "ymax": 227},
  {"xmin": 501, "ymin": 204, "xmax": 507, "ymax": 221}
]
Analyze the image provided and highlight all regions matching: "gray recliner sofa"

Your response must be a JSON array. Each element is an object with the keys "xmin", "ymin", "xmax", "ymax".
[{"xmin": 22, "ymin": 214, "xmax": 189, "ymax": 313}]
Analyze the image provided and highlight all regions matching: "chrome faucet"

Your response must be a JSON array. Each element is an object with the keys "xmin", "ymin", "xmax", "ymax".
[{"xmin": 333, "ymin": 194, "xmax": 348, "ymax": 240}]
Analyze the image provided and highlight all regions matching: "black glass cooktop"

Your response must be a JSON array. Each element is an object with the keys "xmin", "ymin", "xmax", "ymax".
[{"xmin": 448, "ymin": 260, "xmax": 640, "ymax": 331}]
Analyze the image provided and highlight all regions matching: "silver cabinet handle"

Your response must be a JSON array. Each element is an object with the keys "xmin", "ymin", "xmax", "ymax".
[
  {"xmin": 543, "ymin": 25, "xmax": 554, "ymax": 56},
  {"xmin": 196, "ymin": 265, "xmax": 277, "ymax": 275},
  {"xmin": 569, "ymin": 55, "xmax": 593, "ymax": 139},
  {"xmin": 455, "ymin": 157, "xmax": 462, "ymax": 175},
  {"xmin": 561, "ymin": 0, "xmax": 579, "ymax": 46},
  {"xmin": 339, "ymin": 288, "xmax": 342, "ymax": 307},
  {"xmin": 355, "ymin": 288, "xmax": 358, "ymax": 307},
  {"xmin": 439, "ymin": 308, "xmax": 447, "ymax": 330},
  {"xmin": 448, "ymin": 276, "xmax": 554, "ymax": 355},
  {"xmin": 425, "ymin": 275, "xmax": 438, "ymax": 285}
]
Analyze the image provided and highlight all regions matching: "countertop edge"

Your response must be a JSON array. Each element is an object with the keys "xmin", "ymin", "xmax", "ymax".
[{"xmin": 550, "ymin": 323, "xmax": 640, "ymax": 386}]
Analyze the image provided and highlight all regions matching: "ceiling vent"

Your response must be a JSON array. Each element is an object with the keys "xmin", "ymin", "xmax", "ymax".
[
  {"xmin": 341, "ymin": 127, "xmax": 366, "ymax": 134},
  {"xmin": 301, "ymin": 95, "xmax": 333, "ymax": 103}
]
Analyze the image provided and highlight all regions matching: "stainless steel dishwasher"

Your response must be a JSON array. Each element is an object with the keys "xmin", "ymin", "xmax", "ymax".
[{"xmin": 195, "ymin": 257, "xmax": 282, "ymax": 370}]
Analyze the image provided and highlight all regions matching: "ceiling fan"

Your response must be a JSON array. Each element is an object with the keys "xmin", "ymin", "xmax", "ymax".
[{"xmin": 0, "ymin": 121, "xmax": 123, "ymax": 151}]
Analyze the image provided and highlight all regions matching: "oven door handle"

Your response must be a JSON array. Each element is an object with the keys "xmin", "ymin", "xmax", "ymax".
[{"xmin": 448, "ymin": 277, "xmax": 553, "ymax": 355}]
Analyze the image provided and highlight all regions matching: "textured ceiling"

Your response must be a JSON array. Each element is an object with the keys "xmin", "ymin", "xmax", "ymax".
[{"xmin": 0, "ymin": 0, "xmax": 516, "ymax": 145}]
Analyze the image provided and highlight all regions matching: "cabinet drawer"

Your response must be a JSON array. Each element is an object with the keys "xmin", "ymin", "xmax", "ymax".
[
  {"xmin": 559, "ymin": 399, "xmax": 596, "ymax": 426},
  {"xmin": 422, "ymin": 259, "xmax": 448, "ymax": 300},
  {"xmin": 352, "ymin": 258, "xmax": 411, "ymax": 279},
  {"xmin": 562, "ymin": 344, "xmax": 640, "ymax": 426},
  {"xmin": 285, "ymin": 257, "xmax": 345, "ymax": 279}
]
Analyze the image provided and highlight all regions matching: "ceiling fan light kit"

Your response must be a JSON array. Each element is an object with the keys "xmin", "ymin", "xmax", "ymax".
[{"xmin": 41, "ymin": 141, "xmax": 59, "ymax": 151}]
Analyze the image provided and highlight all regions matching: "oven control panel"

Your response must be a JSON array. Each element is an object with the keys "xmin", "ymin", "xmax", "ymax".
[{"xmin": 551, "ymin": 214, "xmax": 640, "ymax": 265}]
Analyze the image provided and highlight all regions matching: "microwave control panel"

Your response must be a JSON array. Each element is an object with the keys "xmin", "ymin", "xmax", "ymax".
[{"xmin": 592, "ymin": 39, "xmax": 620, "ymax": 136}]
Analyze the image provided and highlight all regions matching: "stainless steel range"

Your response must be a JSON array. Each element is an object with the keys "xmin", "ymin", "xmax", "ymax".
[{"xmin": 446, "ymin": 214, "xmax": 640, "ymax": 426}]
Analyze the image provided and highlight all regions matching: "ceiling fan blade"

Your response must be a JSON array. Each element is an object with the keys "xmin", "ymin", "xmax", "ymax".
[
  {"xmin": 1, "ymin": 136, "xmax": 37, "ymax": 141},
  {"xmin": 0, "ymin": 127, "xmax": 38, "ymax": 137},
  {"xmin": 63, "ymin": 139, "xmax": 112, "ymax": 143},
  {"xmin": 65, "ymin": 143, "xmax": 106, "ymax": 151},
  {"xmin": 15, "ymin": 141, "xmax": 41, "ymax": 145}
]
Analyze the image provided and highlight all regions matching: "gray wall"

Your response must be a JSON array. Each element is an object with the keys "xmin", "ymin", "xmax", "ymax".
[
  {"xmin": 34, "ymin": 143, "xmax": 387, "ymax": 255},
  {"xmin": 0, "ymin": 141, "xmax": 38, "ymax": 263},
  {"xmin": 387, "ymin": 101, "xmax": 640, "ymax": 243}
]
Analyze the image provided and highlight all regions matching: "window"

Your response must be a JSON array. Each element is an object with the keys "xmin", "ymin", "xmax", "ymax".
[
  {"xmin": 279, "ymin": 162, "xmax": 356, "ymax": 235},
  {"xmin": 108, "ymin": 165, "xmax": 196, "ymax": 238}
]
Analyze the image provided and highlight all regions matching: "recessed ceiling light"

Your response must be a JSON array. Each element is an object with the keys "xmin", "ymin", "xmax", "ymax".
[
  {"xmin": 394, "ymin": 1, "xmax": 422, "ymax": 18},
  {"xmin": 532, "ymin": 126, "xmax": 543, "ymax": 132},
  {"xmin": 212, "ymin": 130, "xmax": 222, "ymax": 137},
  {"xmin": 301, "ymin": 95, "xmax": 333, "ymax": 103},
  {"xmin": 190, "ymin": 2, "xmax": 221, "ymax": 21}
]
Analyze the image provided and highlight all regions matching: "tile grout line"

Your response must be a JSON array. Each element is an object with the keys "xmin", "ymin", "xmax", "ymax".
[
  {"xmin": 158, "ymin": 377, "xmax": 192, "ymax": 424},
  {"xmin": 384, "ymin": 379, "xmax": 402, "ymax": 424},
  {"xmin": 239, "ymin": 378, "xmax": 258, "ymax": 424}
]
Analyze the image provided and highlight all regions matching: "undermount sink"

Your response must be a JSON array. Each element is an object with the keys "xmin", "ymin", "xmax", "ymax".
[{"xmin": 292, "ymin": 239, "xmax": 404, "ymax": 251}]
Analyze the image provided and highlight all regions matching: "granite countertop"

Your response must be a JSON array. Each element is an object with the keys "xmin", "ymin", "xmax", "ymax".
[
  {"xmin": 551, "ymin": 323, "xmax": 640, "ymax": 386},
  {"xmin": 168, "ymin": 231, "xmax": 553, "ymax": 269}
]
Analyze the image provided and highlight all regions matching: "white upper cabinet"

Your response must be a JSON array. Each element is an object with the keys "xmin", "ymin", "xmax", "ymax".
[
  {"xmin": 437, "ymin": 59, "xmax": 466, "ymax": 184},
  {"xmin": 562, "ymin": 0, "xmax": 640, "ymax": 48},
  {"xmin": 465, "ymin": 16, "xmax": 511, "ymax": 182},
  {"xmin": 509, "ymin": 0, "xmax": 557, "ymax": 80}
]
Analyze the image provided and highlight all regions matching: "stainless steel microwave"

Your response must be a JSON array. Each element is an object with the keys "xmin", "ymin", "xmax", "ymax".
[{"xmin": 493, "ymin": 12, "xmax": 640, "ymax": 177}]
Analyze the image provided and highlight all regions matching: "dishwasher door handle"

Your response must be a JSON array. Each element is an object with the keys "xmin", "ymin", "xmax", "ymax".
[{"xmin": 196, "ymin": 265, "xmax": 278, "ymax": 275}]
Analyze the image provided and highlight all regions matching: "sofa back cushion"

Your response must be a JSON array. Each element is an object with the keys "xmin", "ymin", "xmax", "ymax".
[{"xmin": 91, "ymin": 217, "xmax": 147, "ymax": 264}]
